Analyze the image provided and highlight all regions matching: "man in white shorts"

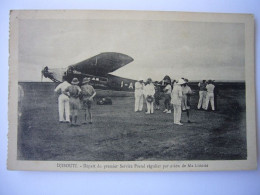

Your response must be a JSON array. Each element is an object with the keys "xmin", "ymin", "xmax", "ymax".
[
  {"xmin": 81, "ymin": 77, "xmax": 96, "ymax": 124},
  {"xmin": 64, "ymin": 78, "xmax": 82, "ymax": 126}
]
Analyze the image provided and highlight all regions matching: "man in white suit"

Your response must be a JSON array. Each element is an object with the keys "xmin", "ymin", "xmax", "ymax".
[
  {"xmin": 171, "ymin": 78, "xmax": 186, "ymax": 125},
  {"xmin": 134, "ymin": 78, "xmax": 145, "ymax": 112},
  {"xmin": 54, "ymin": 76, "xmax": 71, "ymax": 123}
]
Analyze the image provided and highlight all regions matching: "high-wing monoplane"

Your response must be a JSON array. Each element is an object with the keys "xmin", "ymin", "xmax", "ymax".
[{"xmin": 42, "ymin": 52, "xmax": 136, "ymax": 91}]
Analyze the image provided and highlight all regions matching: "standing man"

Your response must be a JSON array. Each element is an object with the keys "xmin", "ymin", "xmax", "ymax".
[
  {"xmin": 171, "ymin": 79, "xmax": 176, "ymax": 89},
  {"xmin": 197, "ymin": 80, "xmax": 207, "ymax": 110},
  {"xmin": 171, "ymin": 79, "xmax": 185, "ymax": 125},
  {"xmin": 134, "ymin": 78, "xmax": 145, "ymax": 112},
  {"xmin": 212, "ymin": 80, "xmax": 219, "ymax": 111},
  {"xmin": 182, "ymin": 79, "xmax": 193, "ymax": 123},
  {"xmin": 144, "ymin": 78, "xmax": 155, "ymax": 114},
  {"xmin": 205, "ymin": 80, "xmax": 215, "ymax": 111},
  {"xmin": 54, "ymin": 76, "xmax": 71, "ymax": 123},
  {"xmin": 81, "ymin": 77, "xmax": 96, "ymax": 124},
  {"xmin": 154, "ymin": 81, "xmax": 161, "ymax": 110},
  {"xmin": 163, "ymin": 79, "xmax": 172, "ymax": 114},
  {"xmin": 64, "ymin": 78, "xmax": 81, "ymax": 126}
]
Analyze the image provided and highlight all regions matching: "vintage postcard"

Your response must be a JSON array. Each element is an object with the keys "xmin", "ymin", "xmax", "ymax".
[{"xmin": 8, "ymin": 10, "xmax": 257, "ymax": 171}]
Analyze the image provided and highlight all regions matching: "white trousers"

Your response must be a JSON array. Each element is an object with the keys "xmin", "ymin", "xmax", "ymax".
[
  {"xmin": 58, "ymin": 94, "xmax": 70, "ymax": 122},
  {"xmin": 205, "ymin": 92, "xmax": 215, "ymax": 110},
  {"xmin": 197, "ymin": 91, "xmax": 206, "ymax": 109},
  {"xmin": 146, "ymin": 101, "xmax": 154, "ymax": 113},
  {"xmin": 173, "ymin": 105, "xmax": 182, "ymax": 123},
  {"xmin": 135, "ymin": 94, "xmax": 144, "ymax": 111}
]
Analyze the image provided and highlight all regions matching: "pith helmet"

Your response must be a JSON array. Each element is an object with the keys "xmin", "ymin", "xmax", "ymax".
[
  {"xmin": 82, "ymin": 77, "xmax": 91, "ymax": 84},
  {"xmin": 71, "ymin": 78, "xmax": 79, "ymax": 85}
]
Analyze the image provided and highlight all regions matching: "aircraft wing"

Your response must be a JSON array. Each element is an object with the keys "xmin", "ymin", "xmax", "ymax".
[{"xmin": 69, "ymin": 52, "xmax": 134, "ymax": 76}]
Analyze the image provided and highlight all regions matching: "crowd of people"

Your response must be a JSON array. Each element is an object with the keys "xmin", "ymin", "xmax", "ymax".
[
  {"xmin": 134, "ymin": 77, "xmax": 217, "ymax": 126},
  {"xmin": 54, "ymin": 75, "xmax": 217, "ymax": 126}
]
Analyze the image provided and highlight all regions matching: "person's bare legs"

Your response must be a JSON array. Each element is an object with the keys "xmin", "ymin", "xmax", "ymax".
[
  {"xmin": 187, "ymin": 109, "xmax": 190, "ymax": 123},
  {"xmin": 88, "ymin": 107, "xmax": 92, "ymax": 124}
]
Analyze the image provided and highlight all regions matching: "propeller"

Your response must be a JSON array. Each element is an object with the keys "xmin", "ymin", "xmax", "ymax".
[
  {"xmin": 41, "ymin": 66, "xmax": 49, "ymax": 81},
  {"xmin": 41, "ymin": 66, "xmax": 44, "ymax": 82}
]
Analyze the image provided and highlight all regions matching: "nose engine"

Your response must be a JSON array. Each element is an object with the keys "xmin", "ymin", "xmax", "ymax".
[
  {"xmin": 41, "ymin": 66, "xmax": 57, "ymax": 82},
  {"xmin": 41, "ymin": 66, "xmax": 64, "ymax": 83}
]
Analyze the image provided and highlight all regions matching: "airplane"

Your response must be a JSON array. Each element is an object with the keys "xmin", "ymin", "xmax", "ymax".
[
  {"xmin": 42, "ymin": 52, "xmax": 239, "ymax": 93},
  {"xmin": 41, "ymin": 52, "xmax": 137, "ymax": 91}
]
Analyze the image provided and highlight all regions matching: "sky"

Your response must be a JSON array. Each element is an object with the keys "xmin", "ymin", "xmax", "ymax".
[{"xmin": 18, "ymin": 19, "xmax": 245, "ymax": 81}]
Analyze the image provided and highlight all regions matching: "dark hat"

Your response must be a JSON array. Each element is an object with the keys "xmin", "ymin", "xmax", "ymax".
[
  {"xmin": 147, "ymin": 78, "xmax": 152, "ymax": 82},
  {"xmin": 71, "ymin": 78, "xmax": 79, "ymax": 85},
  {"xmin": 164, "ymin": 79, "xmax": 171, "ymax": 84},
  {"xmin": 163, "ymin": 75, "xmax": 171, "ymax": 83},
  {"xmin": 163, "ymin": 75, "xmax": 171, "ymax": 81},
  {"xmin": 146, "ymin": 95, "xmax": 154, "ymax": 103}
]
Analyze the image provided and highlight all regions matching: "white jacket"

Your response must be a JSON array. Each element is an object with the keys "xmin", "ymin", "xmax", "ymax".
[
  {"xmin": 144, "ymin": 83, "xmax": 155, "ymax": 97},
  {"xmin": 135, "ymin": 82, "xmax": 144, "ymax": 95},
  {"xmin": 171, "ymin": 84, "xmax": 183, "ymax": 106}
]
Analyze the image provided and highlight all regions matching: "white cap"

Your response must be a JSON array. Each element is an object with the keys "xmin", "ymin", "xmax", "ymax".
[{"xmin": 138, "ymin": 77, "xmax": 144, "ymax": 81}]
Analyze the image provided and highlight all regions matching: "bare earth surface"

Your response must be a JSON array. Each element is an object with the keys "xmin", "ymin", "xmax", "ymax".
[{"xmin": 17, "ymin": 83, "xmax": 247, "ymax": 161}]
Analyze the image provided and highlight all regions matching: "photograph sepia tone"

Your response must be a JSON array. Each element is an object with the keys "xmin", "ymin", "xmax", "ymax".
[{"xmin": 8, "ymin": 10, "xmax": 256, "ymax": 171}]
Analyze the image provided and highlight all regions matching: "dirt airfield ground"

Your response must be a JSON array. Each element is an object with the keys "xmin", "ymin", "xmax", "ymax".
[{"xmin": 17, "ymin": 82, "xmax": 247, "ymax": 161}]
